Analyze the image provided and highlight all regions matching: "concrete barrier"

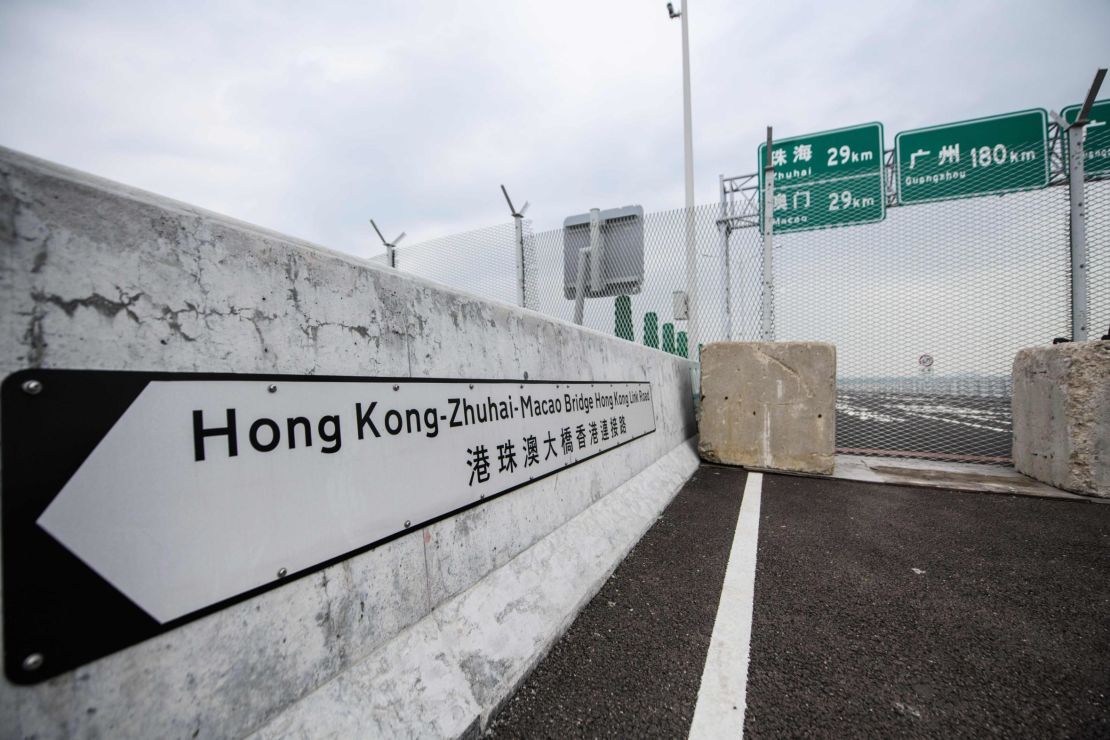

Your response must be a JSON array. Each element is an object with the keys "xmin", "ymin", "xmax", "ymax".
[
  {"xmin": 698, "ymin": 341, "xmax": 835, "ymax": 474},
  {"xmin": 0, "ymin": 146, "xmax": 698, "ymax": 737},
  {"xmin": 1012, "ymin": 342, "xmax": 1109, "ymax": 498}
]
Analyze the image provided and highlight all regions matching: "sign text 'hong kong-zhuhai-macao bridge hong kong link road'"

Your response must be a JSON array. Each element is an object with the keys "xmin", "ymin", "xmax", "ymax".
[
  {"xmin": 758, "ymin": 122, "xmax": 886, "ymax": 233},
  {"xmin": 0, "ymin": 370, "xmax": 655, "ymax": 683}
]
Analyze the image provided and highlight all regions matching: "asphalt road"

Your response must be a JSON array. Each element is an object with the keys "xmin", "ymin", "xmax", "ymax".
[
  {"xmin": 745, "ymin": 475, "xmax": 1110, "ymax": 738},
  {"xmin": 484, "ymin": 466, "xmax": 747, "ymax": 738},
  {"xmin": 485, "ymin": 467, "xmax": 1110, "ymax": 738}
]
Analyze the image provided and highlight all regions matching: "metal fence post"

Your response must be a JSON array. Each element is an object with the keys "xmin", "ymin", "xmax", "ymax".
[
  {"xmin": 500, "ymin": 185, "xmax": 531, "ymax": 309},
  {"xmin": 761, "ymin": 126, "xmax": 775, "ymax": 341},
  {"xmin": 1068, "ymin": 123, "xmax": 1090, "ymax": 341},
  {"xmin": 1060, "ymin": 68, "xmax": 1106, "ymax": 341},
  {"xmin": 513, "ymin": 214, "xmax": 526, "ymax": 308}
]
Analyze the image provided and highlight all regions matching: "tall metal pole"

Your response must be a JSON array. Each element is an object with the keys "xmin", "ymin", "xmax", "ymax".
[
  {"xmin": 679, "ymin": 0, "xmax": 698, "ymax": 355},
  {"xmin": 761, "ymin": 126, "xmax": 775, "ymax": 341}
]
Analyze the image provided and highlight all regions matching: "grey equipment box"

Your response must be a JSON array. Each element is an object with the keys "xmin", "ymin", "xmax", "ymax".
[{"xmin": 562, "ymin": 205, "xmax": 644, "ymax": 299}]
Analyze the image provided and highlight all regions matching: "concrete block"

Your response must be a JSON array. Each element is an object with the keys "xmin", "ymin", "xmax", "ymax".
[
  {"xmin": 698, "ymin": 342, "xmax": 836, "ymax": 474},
  {"xmin": 1012, "ymin": 341, "xmax": 1109, "ymax": 497}
]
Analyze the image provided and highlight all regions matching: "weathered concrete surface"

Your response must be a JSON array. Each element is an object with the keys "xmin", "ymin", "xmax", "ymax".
[
  {"xmin": 0, "ymin": 146, "xmax": 697, "ymax": 738},
  {"xmin": 698, "ymin": 342, "xmax": 835, "ymax": 475},
  {"xmin": 1012, "ymin": 342, "xmax": 1109, "ymax": 498}
]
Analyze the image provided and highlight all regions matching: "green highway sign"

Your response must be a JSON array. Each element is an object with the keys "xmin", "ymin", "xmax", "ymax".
[
  {"xmin": 757, "ymin": 122, "xmax": 885, "ymax": 233},
  {"xmin": 1062, "ymin": 99, "xmax": 1110, "ymax": 176},
  {"xmin": 765, "ymin": 171, "xmax": 885, "ymax": 233},
  {"xmin": 758, "ymin": 122, "xmax": 884, "ymax": 189},
  {"xmin": 895, "ymin": 109, "xmax": 1048, "ymax": 204}
]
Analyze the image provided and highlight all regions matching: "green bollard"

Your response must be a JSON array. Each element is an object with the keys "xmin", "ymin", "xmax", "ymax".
[
  {"xmin": 643, "ymin": 312, "xmax": 659, "ymax": 348},
  {"xmin": 662, "ymin": 323, "xmax": 675, "ymax": 354},
  {"xmin": 677, "ymin": 331, "xmax": 688, "ymax": 358},
  {"xmin": 615, "ymin": 295, "xmax": 633, "ymax": 341}
]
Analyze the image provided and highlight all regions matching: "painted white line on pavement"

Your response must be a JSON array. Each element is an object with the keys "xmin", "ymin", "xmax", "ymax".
[{"xmin": 688, "ymin": 471, "xmax": 763, "ymax": 740}]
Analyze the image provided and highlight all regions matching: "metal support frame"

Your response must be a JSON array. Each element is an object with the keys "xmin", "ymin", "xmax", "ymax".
[
  {"xmin": 589, "ymin": 207, "xmax": 606, "ymax": 295},
  {"xmin": 573, "ymin": 207, "xmax": 601, "ymax": 325}
]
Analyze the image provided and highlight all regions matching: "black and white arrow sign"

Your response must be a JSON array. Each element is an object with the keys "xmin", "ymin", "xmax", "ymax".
[{"xmin": 2, "ymin": 370, "xmax": 655, "ymax": 683}]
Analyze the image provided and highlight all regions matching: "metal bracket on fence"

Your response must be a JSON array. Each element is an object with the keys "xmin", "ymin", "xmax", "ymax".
[
  {"xmin": 589, "ymin": 207, "xmax": 606, "ymax": 296},
  {"xmin": 1052, "ymin": 67, "xmax": 1107, "ymax": 342},
  {"xmin": 370, "ymin": 219, "xmax": 406, "ymax": 269},
  {"xmin": 500, "ymin": 185, "xmax": 530, "ymax": 308}
]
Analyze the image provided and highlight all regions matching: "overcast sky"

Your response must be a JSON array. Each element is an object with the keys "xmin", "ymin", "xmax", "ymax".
[{"xmin": 1, "ymin": 0, "xmax": 1106, "ymax": 258}]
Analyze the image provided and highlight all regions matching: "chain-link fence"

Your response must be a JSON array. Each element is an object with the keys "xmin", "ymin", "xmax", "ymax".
[
  {"xmin": 385, "ymin": 221, "xmax": 525, "ymax": 306},
  {"xmin": 1089, "ymin": 177, "xmax": 1110, "ymax": 341},
  {"xmin": 389, "ymin": 129, "xmax": 1107, "ymax": 465}
]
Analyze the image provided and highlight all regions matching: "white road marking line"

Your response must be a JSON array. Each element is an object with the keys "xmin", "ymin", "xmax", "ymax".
[{"xmin": 688, "ymin": 471, "xmax": 763, "ymax": 740}]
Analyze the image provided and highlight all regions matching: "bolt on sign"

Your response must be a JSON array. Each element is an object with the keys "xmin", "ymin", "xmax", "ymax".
[
  {"xmin": 1062, "ymin": 99, "xmax": 1110, "ymax": 176},
  {"xmin": 0, "ymin": 370, "xmax": 656, "ymax": 683},
  {"xmin": 895, "ymin": 109, "xmax": 1049, "ymax": 204},
  {"xmin": 757, "ymin": 122, "xmax": 886, "ymax": 233}
]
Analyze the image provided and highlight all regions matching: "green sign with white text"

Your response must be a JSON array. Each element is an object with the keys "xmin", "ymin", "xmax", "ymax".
[
  {"xmin": 895, "ymin": 109, "xmax": 1048, "ymax": 204},
  {"xmin": 1062, "ymin": 99, "xmax": 1110, "ymax": 176},
  {"xmin": 762, "ymin": 173, "xmax": 886, "ymax": 234},
  {"xmin": 757, "ymin": 122, "xmax": 885, "ymax": 233}
]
